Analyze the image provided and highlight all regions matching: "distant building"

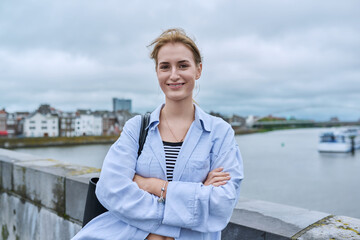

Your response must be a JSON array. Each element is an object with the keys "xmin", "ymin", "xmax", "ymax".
[
  {"xmin": 0, "ymin": 109, "xmax": 7, "ymax": 137},
  {"xmin": 75, "ymin": 110, "xmax": 102, "ymax": 136},
  {"xmin": 15, "ymin": 112, "xmax": 30, "ymax": 136},
  {"xmin": 115, "ymin": 110, "xmax": 134, "ymax": 131},
  {"xmin": 330, "ymin": 117, "xmax": 339, "ymax": 122},
  {"xmin": 24, "ymin": 112, "xmax": 59, "ymax": 137},
  {"xmin": 6, "ymin": 113, "xmax": 17, "ymax": 137},
  {"xmin": 99, "ymin": 111, "xmax": 120, "ymax": 136},
  {"xmin": 59, "ymin": 112, "xmax": 76, "ymax": 137},
  {"xmin": 23, "ymin": 105, "xmax": 60, "ymax": 137},
  {"xmin": 113, "ymin": 98, "xmax": 132, "ymax": 113},
  {"xmin": 229, "ymin": 114, "xmax": 246, "ymax": 128}
]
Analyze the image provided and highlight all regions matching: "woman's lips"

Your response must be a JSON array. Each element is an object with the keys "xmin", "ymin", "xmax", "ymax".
[{"xmin": 167, "ymin": 83, "xmax": 185, "ymax": 89}]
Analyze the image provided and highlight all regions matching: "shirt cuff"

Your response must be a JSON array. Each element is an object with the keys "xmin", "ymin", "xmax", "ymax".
[
  {"xmin": 162, "ymin": 181, "xmax": 199, "ymax": 228},
  {"xmin": 152, "ymin": 202, "xmax": 181, "ymax": 237}
]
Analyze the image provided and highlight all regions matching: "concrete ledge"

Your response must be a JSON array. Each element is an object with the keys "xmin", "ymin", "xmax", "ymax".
[
  {"xmin": 295, "ymin": 215, "xmax": 360, "ymax": 239},
  {"xmin": 221, "ymin": 198, "xmax": 360, "ymax": 239},
  {"xmin": 222, "ymin": 198, "xmax": 329, "ymax": 239}
]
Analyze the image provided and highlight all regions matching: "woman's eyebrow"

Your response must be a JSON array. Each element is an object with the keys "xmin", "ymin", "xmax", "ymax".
[
  {"xmin": 178, "ymin": 60, "xmax": 190, "ymax": 64},
  {"xmin": 158, "ymin": 60, "xmax": 190, "ymax": 65}
]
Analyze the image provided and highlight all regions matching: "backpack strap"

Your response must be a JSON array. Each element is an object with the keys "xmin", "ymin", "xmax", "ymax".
[{"xmin": 138, "ymin": 112, "xmax": 151, "ymax": 157}]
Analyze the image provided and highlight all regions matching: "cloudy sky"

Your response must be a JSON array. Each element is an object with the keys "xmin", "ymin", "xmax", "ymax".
[{"xmin": 1, "ymin": 0, "xmax": 359, "ymax": 121}]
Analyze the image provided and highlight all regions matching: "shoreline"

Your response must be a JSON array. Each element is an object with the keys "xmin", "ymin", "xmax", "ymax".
[
  {"xmin": 0, "ymin": 135, "xmax": 119, "ymax": 149},
  {"xmin": 0, "ymin": 127, "xmax": 297, "ymax": 149}
]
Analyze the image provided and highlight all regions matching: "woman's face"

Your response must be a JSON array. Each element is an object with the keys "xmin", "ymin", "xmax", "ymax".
[{"xmin": 156, "ymin": 42, "xmax": 202, "ymax": 103}]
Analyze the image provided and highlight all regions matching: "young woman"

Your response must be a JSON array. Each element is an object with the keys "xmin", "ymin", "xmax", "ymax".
[{"xmin": 73, "ymin": 28, "xmax": 244, "ymax": 240}]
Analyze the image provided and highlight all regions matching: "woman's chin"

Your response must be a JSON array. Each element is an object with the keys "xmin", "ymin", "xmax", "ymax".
[{"xmin": 165, "ymin": 94, "xmax": 193, "ymax": 103}]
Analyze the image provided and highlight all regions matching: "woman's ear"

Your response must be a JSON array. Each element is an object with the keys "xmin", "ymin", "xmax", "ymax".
[{"xmin": 196, "ymin": 63, "xmax": 202, "ymax": 80}]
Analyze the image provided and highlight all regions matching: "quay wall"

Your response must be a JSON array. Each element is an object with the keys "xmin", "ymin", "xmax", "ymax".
[{"xmin": 1, "ymin": 149, "xmax": 359, "ymax": 240}]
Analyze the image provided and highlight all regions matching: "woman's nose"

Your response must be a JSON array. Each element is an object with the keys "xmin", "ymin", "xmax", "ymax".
[{"xmin": 169, "ymin": 68, "xmax": 180, "ymax": 81}]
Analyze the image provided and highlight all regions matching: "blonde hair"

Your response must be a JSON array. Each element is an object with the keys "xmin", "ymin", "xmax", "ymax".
[{"xmin": 149, "ymin": 28, "xmax": 202, "ymax": 68}]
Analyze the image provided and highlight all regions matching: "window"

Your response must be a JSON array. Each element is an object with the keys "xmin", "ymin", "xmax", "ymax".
[
  {"xmin": 41, "ymin": 126, "xmax": 47, "ymax": 130},
  {"xmin": 30, "ymin": 120, "xmax": 35, "ymax": 124},
  {"xmin": 42, "ymin": 120, "xmax": 47, "ymax": 124},
  {"xmin": 29, "ymin": 126, "xmax": 36, "ymax": 130}
]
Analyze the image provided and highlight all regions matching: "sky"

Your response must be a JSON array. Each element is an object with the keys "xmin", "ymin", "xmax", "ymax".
[{"xmin": 1, "ymin": 0, "xmax": 359, "ymax": 121}]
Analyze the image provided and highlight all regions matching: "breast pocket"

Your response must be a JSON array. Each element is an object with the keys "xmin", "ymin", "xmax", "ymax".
[{"xmin": 185, "ymin": 156, "xmax": 211, "ymax": 182}]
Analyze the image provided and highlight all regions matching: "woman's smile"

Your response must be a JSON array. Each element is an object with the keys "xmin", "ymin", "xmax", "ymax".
[{"xmin": 167, "ymin": 83, "xmax": 185, "ymax": 89}]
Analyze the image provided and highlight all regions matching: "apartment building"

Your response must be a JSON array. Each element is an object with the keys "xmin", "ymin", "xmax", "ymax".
[
  {"xmin": 75, "ymin": 110, "xmax": 102, "ymax": 136},
  {"xmin": 59, "ymin": 112, "xmax": 76, "ymax": 137},
  {"xmin": 23, "ymin": 112, "xmax": 59, "ymax": 137}
]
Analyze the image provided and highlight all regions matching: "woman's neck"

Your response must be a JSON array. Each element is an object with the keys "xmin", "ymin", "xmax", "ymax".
[{"xmin": 162, "ymin": 98, "xmax": 194, "ymax": 121}]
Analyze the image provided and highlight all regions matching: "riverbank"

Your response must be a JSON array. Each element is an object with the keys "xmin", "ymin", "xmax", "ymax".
[
  {"xmin": 0, "ymin": 135, "xmax": 119, "ymax": 149},
  {"xmin": 234, "ymin": 128, "xmax": 269, "ymax": 135},
  {"xmin": 1, "ymin": 127, "xmax": 267, "ymax": 149},
  {"xmin": 0, "ymin": 128, "xmax": 286, "ymax": 149}
]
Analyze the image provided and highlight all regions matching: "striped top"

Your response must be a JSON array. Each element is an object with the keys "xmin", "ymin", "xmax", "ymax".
[{"xmin": 163, "ymin": 141, "xmax": 183, "ymax": 181}]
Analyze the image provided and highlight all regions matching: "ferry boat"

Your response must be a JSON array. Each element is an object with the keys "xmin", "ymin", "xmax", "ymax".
[{"xmin": 318, "ymin": 127, "xmax": 360, "ymax": 153}]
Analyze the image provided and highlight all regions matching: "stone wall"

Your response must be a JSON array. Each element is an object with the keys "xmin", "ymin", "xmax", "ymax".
[
  {"xmin": 0, "ymin": 149, "xmax": 99, "ymax": 239},
  {"xmin": 1, "ymin": 149, "xmax": 360, "ymax": 240}
]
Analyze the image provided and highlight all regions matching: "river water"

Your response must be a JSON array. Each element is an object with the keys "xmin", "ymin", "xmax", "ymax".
[{"xmin": 14, "ymin": 128, "xmax": 360, "ymax": 218}]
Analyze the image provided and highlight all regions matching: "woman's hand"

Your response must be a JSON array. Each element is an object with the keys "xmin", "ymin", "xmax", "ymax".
[
  {"xmin": 203, "ymin": 167, "xmax": 231, "ymax": 187},
  {"xmin": 146, "ymin": 233, "xmax": 174, "ymax": 240}
]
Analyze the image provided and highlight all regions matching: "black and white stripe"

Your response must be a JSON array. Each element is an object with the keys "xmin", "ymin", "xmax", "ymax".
[{"xmin": 163, "ymin": 141, "xmax": 182, "ymax": 181}]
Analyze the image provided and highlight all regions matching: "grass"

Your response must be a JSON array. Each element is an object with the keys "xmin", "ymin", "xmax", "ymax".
[{"xmin": 0, "ymin": 135, "xmax": 119, "ymax": 149}]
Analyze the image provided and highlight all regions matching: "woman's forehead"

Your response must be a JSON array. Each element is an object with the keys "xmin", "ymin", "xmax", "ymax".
[{"xmin": 157, "ymin": 42, "xmax": 194, "ymax": 63}]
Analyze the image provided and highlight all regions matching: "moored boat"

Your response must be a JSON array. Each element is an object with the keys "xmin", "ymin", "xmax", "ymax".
[{"xmin": 318, "ymin": 127, "xmax": 360, "ymax": 153}]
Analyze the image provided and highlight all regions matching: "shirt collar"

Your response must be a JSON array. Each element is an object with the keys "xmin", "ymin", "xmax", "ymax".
[{"xmin": 148, "ymin": 103, "xmax": 211, "ymax": 132}]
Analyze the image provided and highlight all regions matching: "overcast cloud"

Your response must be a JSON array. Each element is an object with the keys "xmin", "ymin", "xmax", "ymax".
[{"xmin": 1, "ymin": 0, "xmax": 359, "ymax": 120}]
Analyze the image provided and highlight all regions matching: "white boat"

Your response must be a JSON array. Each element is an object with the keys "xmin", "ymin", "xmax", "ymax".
[
  {"xmin": 342, "ymin": 127, "xmax": 360, "ymax": 149},
  {"xmin": 318, "ymin": 127, "xmax": 360, "ymax": 153}
]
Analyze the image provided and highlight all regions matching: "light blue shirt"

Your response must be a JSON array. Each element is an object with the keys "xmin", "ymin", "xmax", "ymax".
[{"xmin": 72, "ymin": 104, "xmax": 244, "ymax": 240}]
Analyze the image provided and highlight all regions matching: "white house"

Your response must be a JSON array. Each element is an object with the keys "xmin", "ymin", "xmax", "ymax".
[
  {"xmin": 75, "ymin": 111, "xmax": 102, "ymax": 136},
  {"xmin": 24, "ymin": 112, "xmax": 59, "ymax": 137}
]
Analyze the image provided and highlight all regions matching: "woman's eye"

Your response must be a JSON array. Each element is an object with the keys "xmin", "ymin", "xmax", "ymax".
[
  {"xmin": 159, "ymin": 65, "xmax": 169, "ymax": 70},
  {"xmin": 179, "ymin": 64, "xmax": 188, "ymax": 69}
]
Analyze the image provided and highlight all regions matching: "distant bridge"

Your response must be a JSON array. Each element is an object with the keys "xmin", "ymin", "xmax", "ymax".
[{"xmin": 253, "ymin": 120, "xmax": 360, "ymax": 129}]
